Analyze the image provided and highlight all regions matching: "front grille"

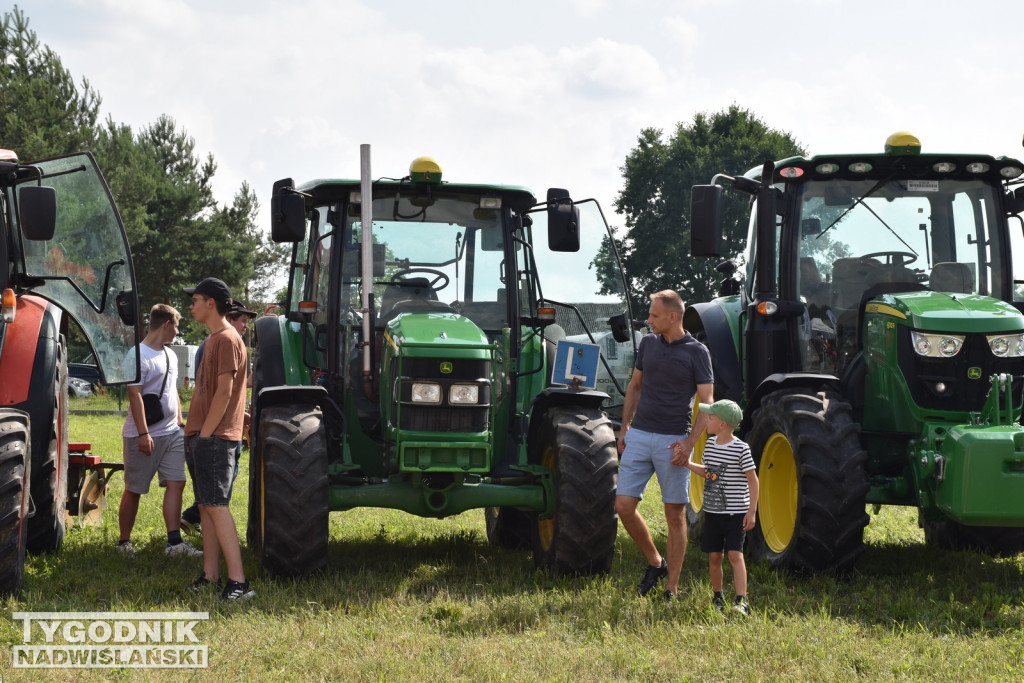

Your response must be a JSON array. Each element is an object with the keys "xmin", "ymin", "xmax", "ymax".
[
  {"xmin": 898, "ymin": 330, "xmax": 1024, "ymax": 411},
  {"xmin": 390, "ymin": 357, "xmax": 491, "ymax": 433}
]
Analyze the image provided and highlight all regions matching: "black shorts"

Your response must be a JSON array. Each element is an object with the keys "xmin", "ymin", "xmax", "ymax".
[
  {"xmin": 185, "ymin": 434, "xmax": 236, "ymax": 507},
  {"xmin": 701, "ymin": 512, "xmax": 746, "ymax": 553}
]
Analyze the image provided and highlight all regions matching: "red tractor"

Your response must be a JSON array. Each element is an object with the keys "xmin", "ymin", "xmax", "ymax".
[{"xmin": 0, "ymin": 149, "xmax": 139, "ymax": 595}]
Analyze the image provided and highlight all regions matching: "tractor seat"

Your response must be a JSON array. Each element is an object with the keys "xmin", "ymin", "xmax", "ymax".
[{"xmin": 377, "ymin": 278, "xmax": 454, "ymax": 328}]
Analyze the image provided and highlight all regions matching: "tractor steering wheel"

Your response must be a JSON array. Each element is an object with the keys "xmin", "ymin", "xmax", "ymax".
[
  {"xmin": 858, "ymin": 251, "xmax": 918, "ymax": 267},
  {"xmin": 390, "ymin": 268, "xmax": 450, "ymax": 291}
]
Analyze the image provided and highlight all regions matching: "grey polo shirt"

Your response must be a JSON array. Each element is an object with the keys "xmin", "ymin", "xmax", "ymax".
[{"xmin": 630, "ymin": 332, "xmax": 714, "ymax": 436}]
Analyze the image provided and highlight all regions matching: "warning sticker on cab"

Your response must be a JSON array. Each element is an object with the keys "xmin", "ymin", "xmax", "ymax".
[{"xmin": 906, "ymin": 180, "xmax": 939, "ymax": 192}]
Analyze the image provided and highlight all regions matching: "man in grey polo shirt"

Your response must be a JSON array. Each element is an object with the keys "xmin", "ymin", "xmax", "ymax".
[{"xmin": 616, "ymin": 289, "xmax": 714, "ymax": 599}]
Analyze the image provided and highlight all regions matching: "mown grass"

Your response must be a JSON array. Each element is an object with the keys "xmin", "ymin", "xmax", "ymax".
[{"xmin": 0, "ymin": 404, "xmax": 1022, "ymax": 681}]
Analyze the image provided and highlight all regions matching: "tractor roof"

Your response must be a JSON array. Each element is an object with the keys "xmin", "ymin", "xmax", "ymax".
[{"xmin": 295, "ymin": 177, "xmax": 539, "ymax": 214}]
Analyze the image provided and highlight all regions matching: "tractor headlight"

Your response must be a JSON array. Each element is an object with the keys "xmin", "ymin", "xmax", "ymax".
[
  {"xmin": 987, "ymin": 333, "xmax": 1024, "ymax": 357},
  {"xmin": 911, "ymin": 331, "xmax": 964, "ymax": 358},
  {"xmin": 411, "ymin": 382, "xmax": 442, "ymax": 404},
  {"xmin": 449, "ymin": 384, "xmax": 479, "ymax": 404}
]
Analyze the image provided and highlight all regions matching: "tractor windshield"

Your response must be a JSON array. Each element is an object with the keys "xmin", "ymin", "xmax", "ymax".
[{"xmin": 794, "ymin": 177, "xmax": 1009, "ymax": 373}]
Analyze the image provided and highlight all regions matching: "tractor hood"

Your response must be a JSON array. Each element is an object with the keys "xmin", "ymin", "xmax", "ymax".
[
  {"xmin": 383, "ymin": 312, "xmax": 491, "ymax": 357},
  {"xmin": 867, "ymin": 291, "xmax": 1024, "ymax": 333}
]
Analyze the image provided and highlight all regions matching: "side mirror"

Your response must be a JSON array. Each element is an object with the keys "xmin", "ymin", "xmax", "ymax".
[
  {"xmin": 270, "ymin": 178, "xmax": 306, "ymax": 243},
  {"xmin": 1006, "ymin": 187, "xmax": 1024, "ymax": 216},
  {"xmin": 116, "ymin": 290, "xmax": 137, "ymax": 326},
  {"xmin": 690, "ymin": 185, "xmax": 723, "ymax": 257},
  {"xmin": 609, "ymin": 312, "xmax": 631, "ymax": 343},
  {"xmin": 609, "ymin": 312, "xmax": 646, "ymax": 342},
  {"xmin": 19, "ymin": 185, "xmax": 57, "ymax": 240},
  {"xmin": 546, "ymin": 188, "xmax": 580, "ymax": 252}
]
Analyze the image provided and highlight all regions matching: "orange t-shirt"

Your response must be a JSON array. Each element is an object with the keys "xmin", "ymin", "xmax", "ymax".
[{"xmin": 185, "ymin": 327, "xmax": 247, "ymax": 441}]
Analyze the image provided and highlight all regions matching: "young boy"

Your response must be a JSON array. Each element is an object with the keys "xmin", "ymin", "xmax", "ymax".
[{"xmin": 679, "ymin": 399, "xmax": 758, "ymax": 615}]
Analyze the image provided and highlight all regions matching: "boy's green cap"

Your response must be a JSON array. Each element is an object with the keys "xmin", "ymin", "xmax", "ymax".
[{"xmin": 698, "ymin": 399, "xmax": 743, "ymax": 428}]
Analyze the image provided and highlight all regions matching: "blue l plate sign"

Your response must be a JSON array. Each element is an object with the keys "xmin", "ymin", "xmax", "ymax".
[{"xmin": 551, "ymin": 340, "xmax": 600, "ymax": 389}]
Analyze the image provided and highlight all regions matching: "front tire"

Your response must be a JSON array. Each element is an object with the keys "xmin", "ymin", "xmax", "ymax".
[
  {"xmin": 530, "ymin": 405, "xmax": 618, "ymax": 576},
  {"xmin": 254, "ymin": 405, "xmax": 328, "ymax": 578},
  {"xmin": 746, "ymin": 388, "xmax": 869, "ymax": 574},
  {"xmin": 26, "ymin": 337, "xmax": 68, "ymax": 554},
  {"xmin": 0, "ymin": 410, "xmax": 32, "ymax": 596}
]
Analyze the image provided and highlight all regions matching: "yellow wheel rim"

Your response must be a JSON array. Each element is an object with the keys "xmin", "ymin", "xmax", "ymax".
[
  {"xmin": 537, "ymin": 446, "xmax": 556, "ymax": 551},
  {"xmin": 688, "ymin": 403, "xmax": 709, "ymax": 513},
  {"xmin": 759, "ymin": 432, "xmax": 798, "ymax": 553}
]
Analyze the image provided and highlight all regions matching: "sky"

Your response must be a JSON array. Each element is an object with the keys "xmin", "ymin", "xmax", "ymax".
[{"xmin": 20, "ymin": 0, "xmax": 1024, "ymax": 233}]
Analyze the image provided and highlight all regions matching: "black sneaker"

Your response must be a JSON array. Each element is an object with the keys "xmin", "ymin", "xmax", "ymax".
[
  {"xmin": 637, "ymin": 559, "xmax": 668, "ymax": 596},
  {"xmin": 712, "ymin": 593, "xmax": 726, "ymax": 612},
  {"xmin": 663, "ymin": 589, "xmax": 676, "ymax": 601},
  {"xmin": 188, "ymin": 571, "xmax": 219, "ymax": 592},
  {"xmin": 221, "ymin": 579, "xmax": 255, "ymax": 601},
  {"xmin": 733, "ymin": 595, "xmax": 750, "ymax": 616}
]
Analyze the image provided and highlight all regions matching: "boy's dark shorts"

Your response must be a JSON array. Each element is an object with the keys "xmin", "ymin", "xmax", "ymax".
[
  {"xmin": 701, "ymin": 512, "xmax": 746, "ymax": 553},
  {"xmin": 185, "ymin": 434, "xmax": 236, "ymax": 507}
]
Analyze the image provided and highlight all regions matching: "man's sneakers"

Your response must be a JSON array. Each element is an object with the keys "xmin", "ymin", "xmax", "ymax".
[
  {"xmin": 637, "ymin": 558, "xmax": 669, "ymax": 596},
  {"xmin": 712, "ymin": 592, "xmax": 726, "ymax": 612},
  {"xmin": 115, "ymin": 540, "xmax": 135, "ymax": 558},
  {"xmin": 221, "ymin": 579, "xmax": 255, "ymax": 601},
  {"xmin": 165, "ymin": 540, "xmax": 203, "ymax": 557},
  {"xmin": 732, "ymin": 595, "xmax": 750, "ymax": 616}
]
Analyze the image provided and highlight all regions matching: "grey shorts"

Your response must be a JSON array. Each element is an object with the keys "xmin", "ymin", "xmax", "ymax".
[
  {"xmin": 617, "ymin": 427, "xmax": 691, "ymax": 504},
  {"xmin": 184, "ymin": 434, "xmax": 236, "ymax": 507},
  {"xmin": 123, "ymin": 429, "xmax": 186, "ymax": 494}
]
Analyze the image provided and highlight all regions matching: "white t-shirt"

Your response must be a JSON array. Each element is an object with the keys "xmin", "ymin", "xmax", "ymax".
[{"xmin": 121, "ymin": 343, "xmax": 180, "ymax": 438}]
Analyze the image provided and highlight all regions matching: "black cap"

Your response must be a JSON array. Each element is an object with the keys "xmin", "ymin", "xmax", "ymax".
[
  {"xmin": 228, "ymin": 301, "xmax": 257, "ymax": 318},
  {"xmin": 183, "ymin": 277, "xmax": 232, "ymax": 306}
]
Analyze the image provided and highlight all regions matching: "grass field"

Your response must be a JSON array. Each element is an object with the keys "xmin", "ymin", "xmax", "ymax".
[{"xmin": 0, "ymin": 407, "xmax": 1022, "ymax": 681}]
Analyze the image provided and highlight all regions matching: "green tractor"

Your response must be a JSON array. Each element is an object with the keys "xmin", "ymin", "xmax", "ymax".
[
  {"xmin": 686, "ymin": 132, "xmax": 1024, "ymax": 573},
  {"xmin": 249, "ymin": 150, "xmax": 636, "ymax": 578}
]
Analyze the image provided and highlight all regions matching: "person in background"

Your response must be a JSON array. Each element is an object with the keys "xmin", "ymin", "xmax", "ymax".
[
  {"xmin": 117, "ymin": 304, "xmax": 202, "ymax": 559},
  {"xmin": 182, "ymin": 278, "xmax": 254, "ymax": 600},
  {"xmin": 180, "ymin": 300, "xmax": 255, "ymax": 534}
]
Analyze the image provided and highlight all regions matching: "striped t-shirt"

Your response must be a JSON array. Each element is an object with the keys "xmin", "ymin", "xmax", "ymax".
[{"xmin": 701, "ymin": 436, "xmax": 755, "ymax": 515}]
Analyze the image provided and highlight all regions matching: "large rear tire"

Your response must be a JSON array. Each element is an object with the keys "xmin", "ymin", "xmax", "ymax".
[
  {"xmin": 530, "ymin": 405, "xmax": 618, "ymax": 576},
  {"xmin": 746, "ymin": 388, "xmax": 869, "ymax": 574},
  {"xmin": 0, "ymin": 410, "xmax": 32, "ymax": 596},
  {"xmin": 254, "ymin": 405, "xmax": 329, "ymax": 578},
  {"xmin": 921, "ymin": 516, "xmax": 1024, "ymax": 556},
  {"xmin": 26, "ymin": 337, "xmax": 68, "ymax": 554}
]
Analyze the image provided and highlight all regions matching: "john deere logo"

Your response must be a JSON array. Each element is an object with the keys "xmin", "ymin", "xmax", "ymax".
[
  {"xmin": 967, "ymin": 367, "xmax": 982, "ymax": 380},
  {"xmin": 440, "ymin": 362, "xmax": 453, "ymax": 374}
]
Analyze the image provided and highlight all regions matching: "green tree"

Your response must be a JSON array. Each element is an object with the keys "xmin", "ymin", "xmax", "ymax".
[
  {"xmin": 609, "ymin": 105, "xmax": 805, "ymax": 312},
  {"xmin": 2, "ymin": 8, "xmax": 287, "ymax": 348},
  {"xmin": 0, "ymin": 5, "xmax": 100, "ymax": 159}
]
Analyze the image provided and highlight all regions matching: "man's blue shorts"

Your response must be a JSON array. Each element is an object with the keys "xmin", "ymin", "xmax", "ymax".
[{"xmin": 617, "ymin": 427, "xmax": 691, "ymax": 504}]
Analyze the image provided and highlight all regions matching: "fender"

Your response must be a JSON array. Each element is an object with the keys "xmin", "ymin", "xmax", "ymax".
[
  {"xmin": 683, "ymin": 301, "xmax": 742, "ymax": 403},
  {"xmin": 744, "ymin": 372, "xmax": 840, "ymax": 432},
  {"xmin": 0, "ymin": 296, "xmax": 57, "ymax": 407}
]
